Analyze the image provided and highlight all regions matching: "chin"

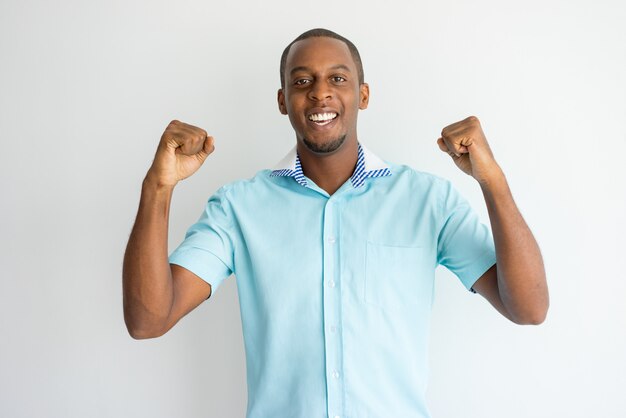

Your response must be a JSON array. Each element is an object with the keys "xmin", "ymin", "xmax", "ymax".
[{"xmin": 302, "ymin": 135, "xmax": 347, "ymax": 154}]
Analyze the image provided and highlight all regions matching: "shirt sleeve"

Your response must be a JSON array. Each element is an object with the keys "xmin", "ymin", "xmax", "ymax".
[
  {"xmin": 168, "ymin": 185, "xmax": 236, "ymax": 296},
  {"xmin": 436, "ymin": 180, "xmax": 496, "ymax": 293}
]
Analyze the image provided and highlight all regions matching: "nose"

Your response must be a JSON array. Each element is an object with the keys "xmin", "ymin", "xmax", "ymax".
[{"xmin": 307, "ymin": 80, "xmax": 332, "ymax": 102}]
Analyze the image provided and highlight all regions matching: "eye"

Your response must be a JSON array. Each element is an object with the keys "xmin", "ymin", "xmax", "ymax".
[
  {"xmin": 331, "ymin": 76, "xmax": 346, "ymax": 83},
  {"xmin": 294, "ymin": 79, "xmax": 310, "ymax": 86}
]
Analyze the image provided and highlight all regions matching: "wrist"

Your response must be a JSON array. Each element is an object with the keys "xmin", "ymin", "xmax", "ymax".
[
  {"xmin": 143, "ymin": 169, "xmax": 177, "ymax": 190},
  {"xmin": 477, "ymin": 164, "xmax": 506, "ymax": 188},
  {"xmin": 478, "ymin": 165, "xmax": 509, "ymax": 196},
  {"xmin": 142, "ymin": 173, "xmax": 176, "ymax": 194},
  {"xmin": 477, "ymin": 163, "xmax": 504, "ymax": 185}
]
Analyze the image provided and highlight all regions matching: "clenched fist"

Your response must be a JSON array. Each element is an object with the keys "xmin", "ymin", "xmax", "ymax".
[
  {"xmin": 436, "ymin": 115, "xmax": 502, "ymax": 185},
  {"xmin": 146, "ymin": 120, "xmax": 215, "ymax": 187}
]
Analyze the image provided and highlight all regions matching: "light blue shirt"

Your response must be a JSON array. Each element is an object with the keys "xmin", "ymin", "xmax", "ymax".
[{"xmin": 168, "ymin": 142, "xmax": 496, "ymax": 418}]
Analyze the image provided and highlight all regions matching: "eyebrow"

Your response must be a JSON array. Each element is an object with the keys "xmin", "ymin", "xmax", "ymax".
[{"xmin": 290, "ymin": 64, "xmax": 352, "ymax": 76}]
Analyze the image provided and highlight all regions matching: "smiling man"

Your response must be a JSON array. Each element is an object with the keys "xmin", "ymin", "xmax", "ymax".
[
  {"xmin": 123, "ymin": 28, "xmax": 549, "ymax": 418},
  {"xmin": 276, "ymin": 35, "xmax": 370, "ymax": 196}
]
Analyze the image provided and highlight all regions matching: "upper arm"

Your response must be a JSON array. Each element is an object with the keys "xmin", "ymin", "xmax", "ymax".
[
  {"xmin": 158, "ymin": 264, "xmax": 212, "ymax": 335},
  {"xmin": 471, "ymin": 263, "xmax": 515, "ymax": 323}
]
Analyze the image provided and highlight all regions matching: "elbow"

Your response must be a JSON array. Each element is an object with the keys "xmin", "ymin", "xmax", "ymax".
[
  {"xmin": 127, "ymin": 326, "xmax": 164, "ymax": 340},
  {"xmin": 511, "ymin": 303, "xmax": 549, "ymax": 326},
  {"xmin": 516, "ymin": 313, "xmax": 546, "ymax": 326},
  {"xmin": 507, "ymin": 277, "xmax": 550, "ymax": 326},
  {"xmin": 124, "ymin": 311, "xmax": 166, "ymax": 340}
]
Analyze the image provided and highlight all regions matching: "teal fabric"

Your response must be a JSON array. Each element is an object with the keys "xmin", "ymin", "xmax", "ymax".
[{"xmin": 168, "ymin": 143, "xmax": 496, "ymax": 418}]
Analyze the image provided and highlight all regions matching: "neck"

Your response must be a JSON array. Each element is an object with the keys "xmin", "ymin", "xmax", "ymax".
[{"xmin": 297, "ymin": 138, "xmax": 358, "ymax": 195}]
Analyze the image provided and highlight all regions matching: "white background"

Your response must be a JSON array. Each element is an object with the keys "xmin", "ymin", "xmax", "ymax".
[{"xmin": 1, "ymin": 0, "xmax": 625, "ymax": 417}]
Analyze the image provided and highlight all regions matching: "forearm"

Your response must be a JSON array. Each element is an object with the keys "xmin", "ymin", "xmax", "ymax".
[
  {"xmin": 480, "ymin": 169, "xmax": 549, "ymax": 324},
  {"xmin": 122, "ymin": 175, "xmax": 176, "ymax": 338}
]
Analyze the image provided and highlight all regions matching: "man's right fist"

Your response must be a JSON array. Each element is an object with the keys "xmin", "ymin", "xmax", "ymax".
[{"xmin": 146, "ymin": 120, "xmax": 215, "ymax": 187}]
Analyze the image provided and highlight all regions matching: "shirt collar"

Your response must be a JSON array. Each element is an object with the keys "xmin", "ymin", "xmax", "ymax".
[{"xmin": 270, "ymin": 142, "xmax": 392, "ymax": 188}]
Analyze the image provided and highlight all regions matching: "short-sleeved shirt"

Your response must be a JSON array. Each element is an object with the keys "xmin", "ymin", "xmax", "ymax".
[{"xmin": 168, "ymin": 142, "xmax": 496, "ymax": 418}]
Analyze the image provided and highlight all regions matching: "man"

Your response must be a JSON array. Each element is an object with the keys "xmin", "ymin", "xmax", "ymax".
[{"xmin": 123, "ymin": 28, "xmax": 548, "ymax": 418}]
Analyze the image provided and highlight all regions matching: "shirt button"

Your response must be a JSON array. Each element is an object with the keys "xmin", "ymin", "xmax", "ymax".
[
  {"xmin": 328, "ymin": 280, "xmax": 336, "ymax": 288},
  {"xmin": 328, "ymin": 236, "xmax": 336, "ymax": 243},
  {"xmin": 330, "ymin": 325, "xmax": 337, "ymax": 333},
  {"xmin": 332, "ymin": 370, "xmax": 340, "ymax": 379}
]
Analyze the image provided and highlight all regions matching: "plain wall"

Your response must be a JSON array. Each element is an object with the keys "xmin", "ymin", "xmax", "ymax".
[{"xmin": 1, "ymin": 0, "xmax": 625, "ymax": 417}]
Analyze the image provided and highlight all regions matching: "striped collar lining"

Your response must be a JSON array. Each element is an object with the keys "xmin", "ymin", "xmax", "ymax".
[{"xmin": 270, "ymin": 142, "xmax": 392, "ymax": 188}]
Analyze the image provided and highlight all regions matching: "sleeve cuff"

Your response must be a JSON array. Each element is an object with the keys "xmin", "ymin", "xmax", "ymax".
[
  {"xmin": 168, "ymin": 247, "xmax": 232, "ymax": 294},
  {"xmin": 458, "ymin": 250, "xmax": 497, "ymax": 293}
]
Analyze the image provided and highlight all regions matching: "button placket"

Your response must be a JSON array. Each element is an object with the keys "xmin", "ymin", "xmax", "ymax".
[{"xmin": 322, "ymin": 198, "xmax": 344, "ymax": 418}]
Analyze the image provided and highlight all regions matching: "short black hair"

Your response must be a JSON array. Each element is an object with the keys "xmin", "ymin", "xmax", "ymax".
[{"xmin": 279, "ymin": 28, "xmax": 364, "ymax": 89}]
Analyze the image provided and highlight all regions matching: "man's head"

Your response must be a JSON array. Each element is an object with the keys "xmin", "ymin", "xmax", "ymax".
[
  {"xmin": 279, "ymin": 28, "xmax": 364, "ymax": 90},
  {"xmin": 278, "ymin": 29, "xmax": 369, "ymax": 154}
]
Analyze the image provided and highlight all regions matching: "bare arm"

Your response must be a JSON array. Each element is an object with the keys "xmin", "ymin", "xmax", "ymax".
[
  {"xmin": 437, "ymin": 116, "xmax": 549, "ymax": 325},
  {"xmin": 122, "ymin": 120, "xmax": 215, "ymax": 339},
  {"xmin": 472, "ymin": 171, "xmax": 548, "ymax": 324}
]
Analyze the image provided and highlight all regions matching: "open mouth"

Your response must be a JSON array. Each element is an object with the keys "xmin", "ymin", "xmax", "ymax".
[{"xmin": 307, "ymin": 112, "xmax": 338, "ymax": 126}]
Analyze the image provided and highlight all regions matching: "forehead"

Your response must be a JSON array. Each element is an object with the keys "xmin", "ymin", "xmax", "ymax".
[{"xmin": 285, "ymin": 37, "xmax": 356, "ymax": 74}]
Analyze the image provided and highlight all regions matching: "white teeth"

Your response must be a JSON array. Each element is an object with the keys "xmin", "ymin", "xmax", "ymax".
[{"xmin": 308, "ymin": 112, "xmax": 337, "ymax": 122}]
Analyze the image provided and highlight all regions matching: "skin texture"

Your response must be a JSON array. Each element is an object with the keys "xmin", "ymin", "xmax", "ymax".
[
  {"xmin": 437, "ymin": 116, "xmax": 549, "ymax": 324},
  {"xmin": 122, "ymin": 35, "xmax": 549, "ymax": 340},
  {"xmin": 122, "ymin": 121, "xmax": 214, "ymax": 339},
  {"xmin": 277, "ymin": 36, "xmax": 370, "ymax": 195}
]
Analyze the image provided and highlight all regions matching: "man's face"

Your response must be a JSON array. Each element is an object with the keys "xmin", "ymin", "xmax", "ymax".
[{"xmin": 278, "ymin": 37, "xmax": 369, "ymax": 154}]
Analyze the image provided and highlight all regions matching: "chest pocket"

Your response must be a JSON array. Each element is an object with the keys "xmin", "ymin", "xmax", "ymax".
[{"xmin": 365, "ymin": 241, "xmax": 435, "ymax": 311}]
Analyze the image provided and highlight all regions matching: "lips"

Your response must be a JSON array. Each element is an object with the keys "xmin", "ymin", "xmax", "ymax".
[
  {"xmin": 306, "ymin": 109, "xmax": 339, "ymax": 128},
  {"xmin": 308, "ymin": 112, "xmax": 338, "ymax": 124}
]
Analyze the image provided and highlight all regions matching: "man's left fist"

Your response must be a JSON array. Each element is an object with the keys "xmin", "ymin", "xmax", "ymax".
[{"xmin": 436, "ymin": 115, "xmax": 502, "ymax": 184}]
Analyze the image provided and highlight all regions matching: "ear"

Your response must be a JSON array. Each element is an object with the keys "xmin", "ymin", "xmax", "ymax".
[
  {"xmin": 358, "ymin": 83, "xmax": 370, "ymax": 110},
  {"xmin": 277, "ymin": 89, "xmax": 288, "ymax": 115}
]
